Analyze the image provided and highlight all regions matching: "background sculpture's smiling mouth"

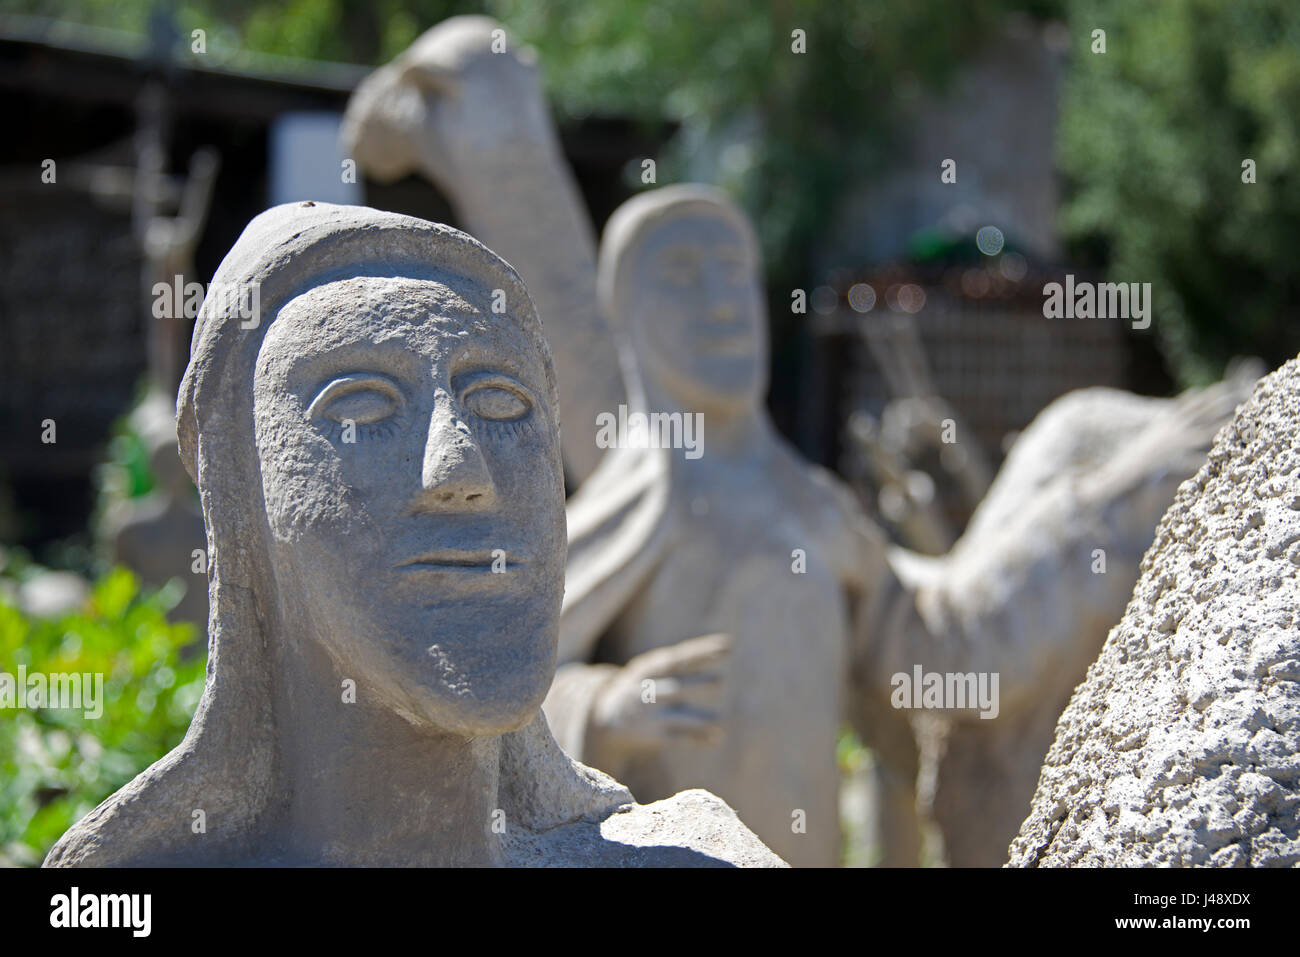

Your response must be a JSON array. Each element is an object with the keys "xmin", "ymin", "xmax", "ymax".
[{"xmin": 695, "ymin": 335, "xmax": 755, "ymax": 357}]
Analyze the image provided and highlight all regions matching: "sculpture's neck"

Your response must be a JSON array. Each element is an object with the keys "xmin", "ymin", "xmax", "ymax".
[
  {"xmin": 266, "ymin": 626, "xmax": 506, "ymax": 866},
  {"xmin": 639, "ymin": 375, "xmax": 773, "ymax": 471}
]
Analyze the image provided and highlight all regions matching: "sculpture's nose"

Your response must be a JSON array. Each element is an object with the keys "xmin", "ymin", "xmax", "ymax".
[
  {"xmin": 416, "ymin": 404, "xmax": 497, "ymax": 511},
  {"xmin": 704, "ymin": 265, "xmax": 738, "ymax": 323}
]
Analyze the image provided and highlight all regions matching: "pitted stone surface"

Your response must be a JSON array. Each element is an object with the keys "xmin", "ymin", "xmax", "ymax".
[{"xmin": 1008, "ymin": 356, "xmax": 1300, "ymax": 867}]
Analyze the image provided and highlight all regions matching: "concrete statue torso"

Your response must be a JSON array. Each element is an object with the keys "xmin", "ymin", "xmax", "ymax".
[
  {"xmin": 605, "ymin": 448, "xmax": 850, "ymax": 863},
  {"xmin": 545, "ymin": 187, "xmax": 876, "ymax": 867}
]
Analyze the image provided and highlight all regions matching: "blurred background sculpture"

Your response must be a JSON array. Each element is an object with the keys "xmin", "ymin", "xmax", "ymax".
[
  {"xmin": 540, "ymin": 183, "xmax": 1256, "ymax": 868},
  {"xmin": 544, "ymin": 185, "xmax": 885, "ymax": 867},
  {"xmin": 1010, "ymin": 355, "xmax": 1300, "ymax": 867},
  {"xmin": 90, "ymin": 83, "xmax": 220, "ymax": 631},
  {"xmin": 844, "ymin": 313, "xmax": 994, "ymax": 555},
  {"xmin": 342, "ymin": 16, "xmax": 625, "ymax": 488},
  {"xmin": 44, "ymin": 202, "xmax": 783, "ymax": 868},
  {"xmin": 883, "ymin": 367, "xmax": 1257, "ymax": 865},
  {"xmin": 97, "ymin": 390, "xmax": 207, "ymax": 629}
]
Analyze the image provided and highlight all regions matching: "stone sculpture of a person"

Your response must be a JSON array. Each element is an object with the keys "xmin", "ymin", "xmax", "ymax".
[
  {"xmin": 544, "ymin": 186, "xmax": 889, "ymax": 867},
  {"xmin": 44, "ymin": 202, "xmax": 782, "ymax": 867}
]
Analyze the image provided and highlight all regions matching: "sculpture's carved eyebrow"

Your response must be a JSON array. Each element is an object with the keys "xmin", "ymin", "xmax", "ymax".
[
  {"xmin": 306, "ymin": 373, "xmax": 404, "ymax": 418},
  {"xmin": 289, "ymin": 339, "xmax": 427, "ymax": 391},
  {"xmin": 447, "ymin": 328, "xmax": 545, "ymax": 387},
  {"xmin": 452, "ymin": 367, "xmax": 536, "ymax": 398}
]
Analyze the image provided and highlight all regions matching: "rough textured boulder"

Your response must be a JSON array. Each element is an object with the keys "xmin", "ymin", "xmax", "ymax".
[{"xmin": 1009, "ymin": 356, "xmax": 1300, "ymax": 867}]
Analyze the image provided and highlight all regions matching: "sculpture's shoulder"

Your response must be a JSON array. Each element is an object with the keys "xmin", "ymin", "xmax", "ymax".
[
  {"xmin": 597, "ymin": 790, "xmax": 788, "ymax": 867},
  {"xmin": 767, "ymin": 434, "xmax": 884, "ymax": 587},
  {"xmin": 511, "ymin": 789, "xmax": 788, "ymax": 867}
]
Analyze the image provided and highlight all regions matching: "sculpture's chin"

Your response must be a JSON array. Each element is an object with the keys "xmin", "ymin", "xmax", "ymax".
[
  {"xmin": 402, "ymin": 694, "xmax": 542, "ymax": 740},
  {"xmin": 649, "ymin": 353, "xmax": 764, "ymax": 418},
  {"xmin": 389, "ymin": 656, "xmax": 555, "ymax": 739}
]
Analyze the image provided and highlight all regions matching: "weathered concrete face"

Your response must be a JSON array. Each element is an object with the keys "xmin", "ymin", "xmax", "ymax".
[
  {"xmin": 42, "ymin": 202, "xmax": 786, "ymax": 868},
  {"xmin": 626, "ymin": 214, "xmax": 768, "ymax": 417},
  {"xmin": 254, "ymin": 274, "xmax": 565, "ymax": 737},
  {"xmin": 1008, "ymin": 356, "xmax": 1300, "ymax": 867}
]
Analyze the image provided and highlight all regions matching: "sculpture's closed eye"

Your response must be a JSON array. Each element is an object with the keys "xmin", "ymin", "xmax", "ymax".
[
  {"xmin": 309, "ymin": 375, "xmax": 405, "ymax": 428},
  {"xmin": 465, "ymin": 384, "xmax": 530, "ymax": 422}
]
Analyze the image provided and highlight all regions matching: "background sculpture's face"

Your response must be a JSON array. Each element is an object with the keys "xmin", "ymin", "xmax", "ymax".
[
  {"xmin": 629, "ymin": 213, "xmax": 768, "ymax": 416},
  {"xmin": 253, "ymin": 274, "xmax": 564, "ymax": 737}
]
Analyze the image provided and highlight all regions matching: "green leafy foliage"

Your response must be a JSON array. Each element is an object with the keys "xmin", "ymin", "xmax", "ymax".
[
  {"xmin": 496, "ymin": 0, "xmax": 1062, "ymax": 290},
  {"xmin": 1059, "ymin": 0, "xmax": 1300, "ymax": 384},
  {"xmin": 0, "ymin": 568, "xmax": 204, "ymax": 866},
  {"xmin": 17, "ymin": 0, "xmax": 1057, "ymax": 304},
  {"xmin": 8, "ymin": 0, "xmax": 477, "ymax": 65},
  {"xmin": 98, "ymin": 413, "xmax": 154, "ymax": 504}
]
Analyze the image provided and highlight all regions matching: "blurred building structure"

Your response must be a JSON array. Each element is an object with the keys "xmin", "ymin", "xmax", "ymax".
[{"xmin": 0, "ymin": 14, "xmax": 665, "ymax": 552}]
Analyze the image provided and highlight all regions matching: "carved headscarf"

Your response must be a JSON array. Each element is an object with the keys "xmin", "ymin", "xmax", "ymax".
[{"xmin": 45, "ymin": 202, "xmax": 627, "ymax": 866}]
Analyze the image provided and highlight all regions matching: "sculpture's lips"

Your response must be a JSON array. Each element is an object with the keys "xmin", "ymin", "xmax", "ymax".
[
  {"xmin": 699, "ymin": 336, "xmax": 757, "ymax": 357},
  {"xmin": 396, "ymin": 549, "xmax": 523, "ymax": 570}
]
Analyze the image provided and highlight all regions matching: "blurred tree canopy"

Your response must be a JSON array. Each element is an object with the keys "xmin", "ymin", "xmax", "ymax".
[
  {"xmin": 493, "ymin": 0, "xmax": 1062, "ymax": 295},
  {"xmin": 1060, "ymin": 0, "xmax": 1300, "ymax": 385},
  {"xmin": 12, "ymin": 0, "xmax": 1298, "ymax": 380},
  {"xmin": 12, "ymin": 0, "xmax": 1059, "ymax": 293}
]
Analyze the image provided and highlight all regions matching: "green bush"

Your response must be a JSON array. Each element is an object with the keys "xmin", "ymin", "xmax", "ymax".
[
  {"xmin": 1059, "ymin": 0, "xmax": 1300, "ymax": 384},
  {"xmin": 0, "ymin": 568, "xmax": 205, "ymax": 866}
]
